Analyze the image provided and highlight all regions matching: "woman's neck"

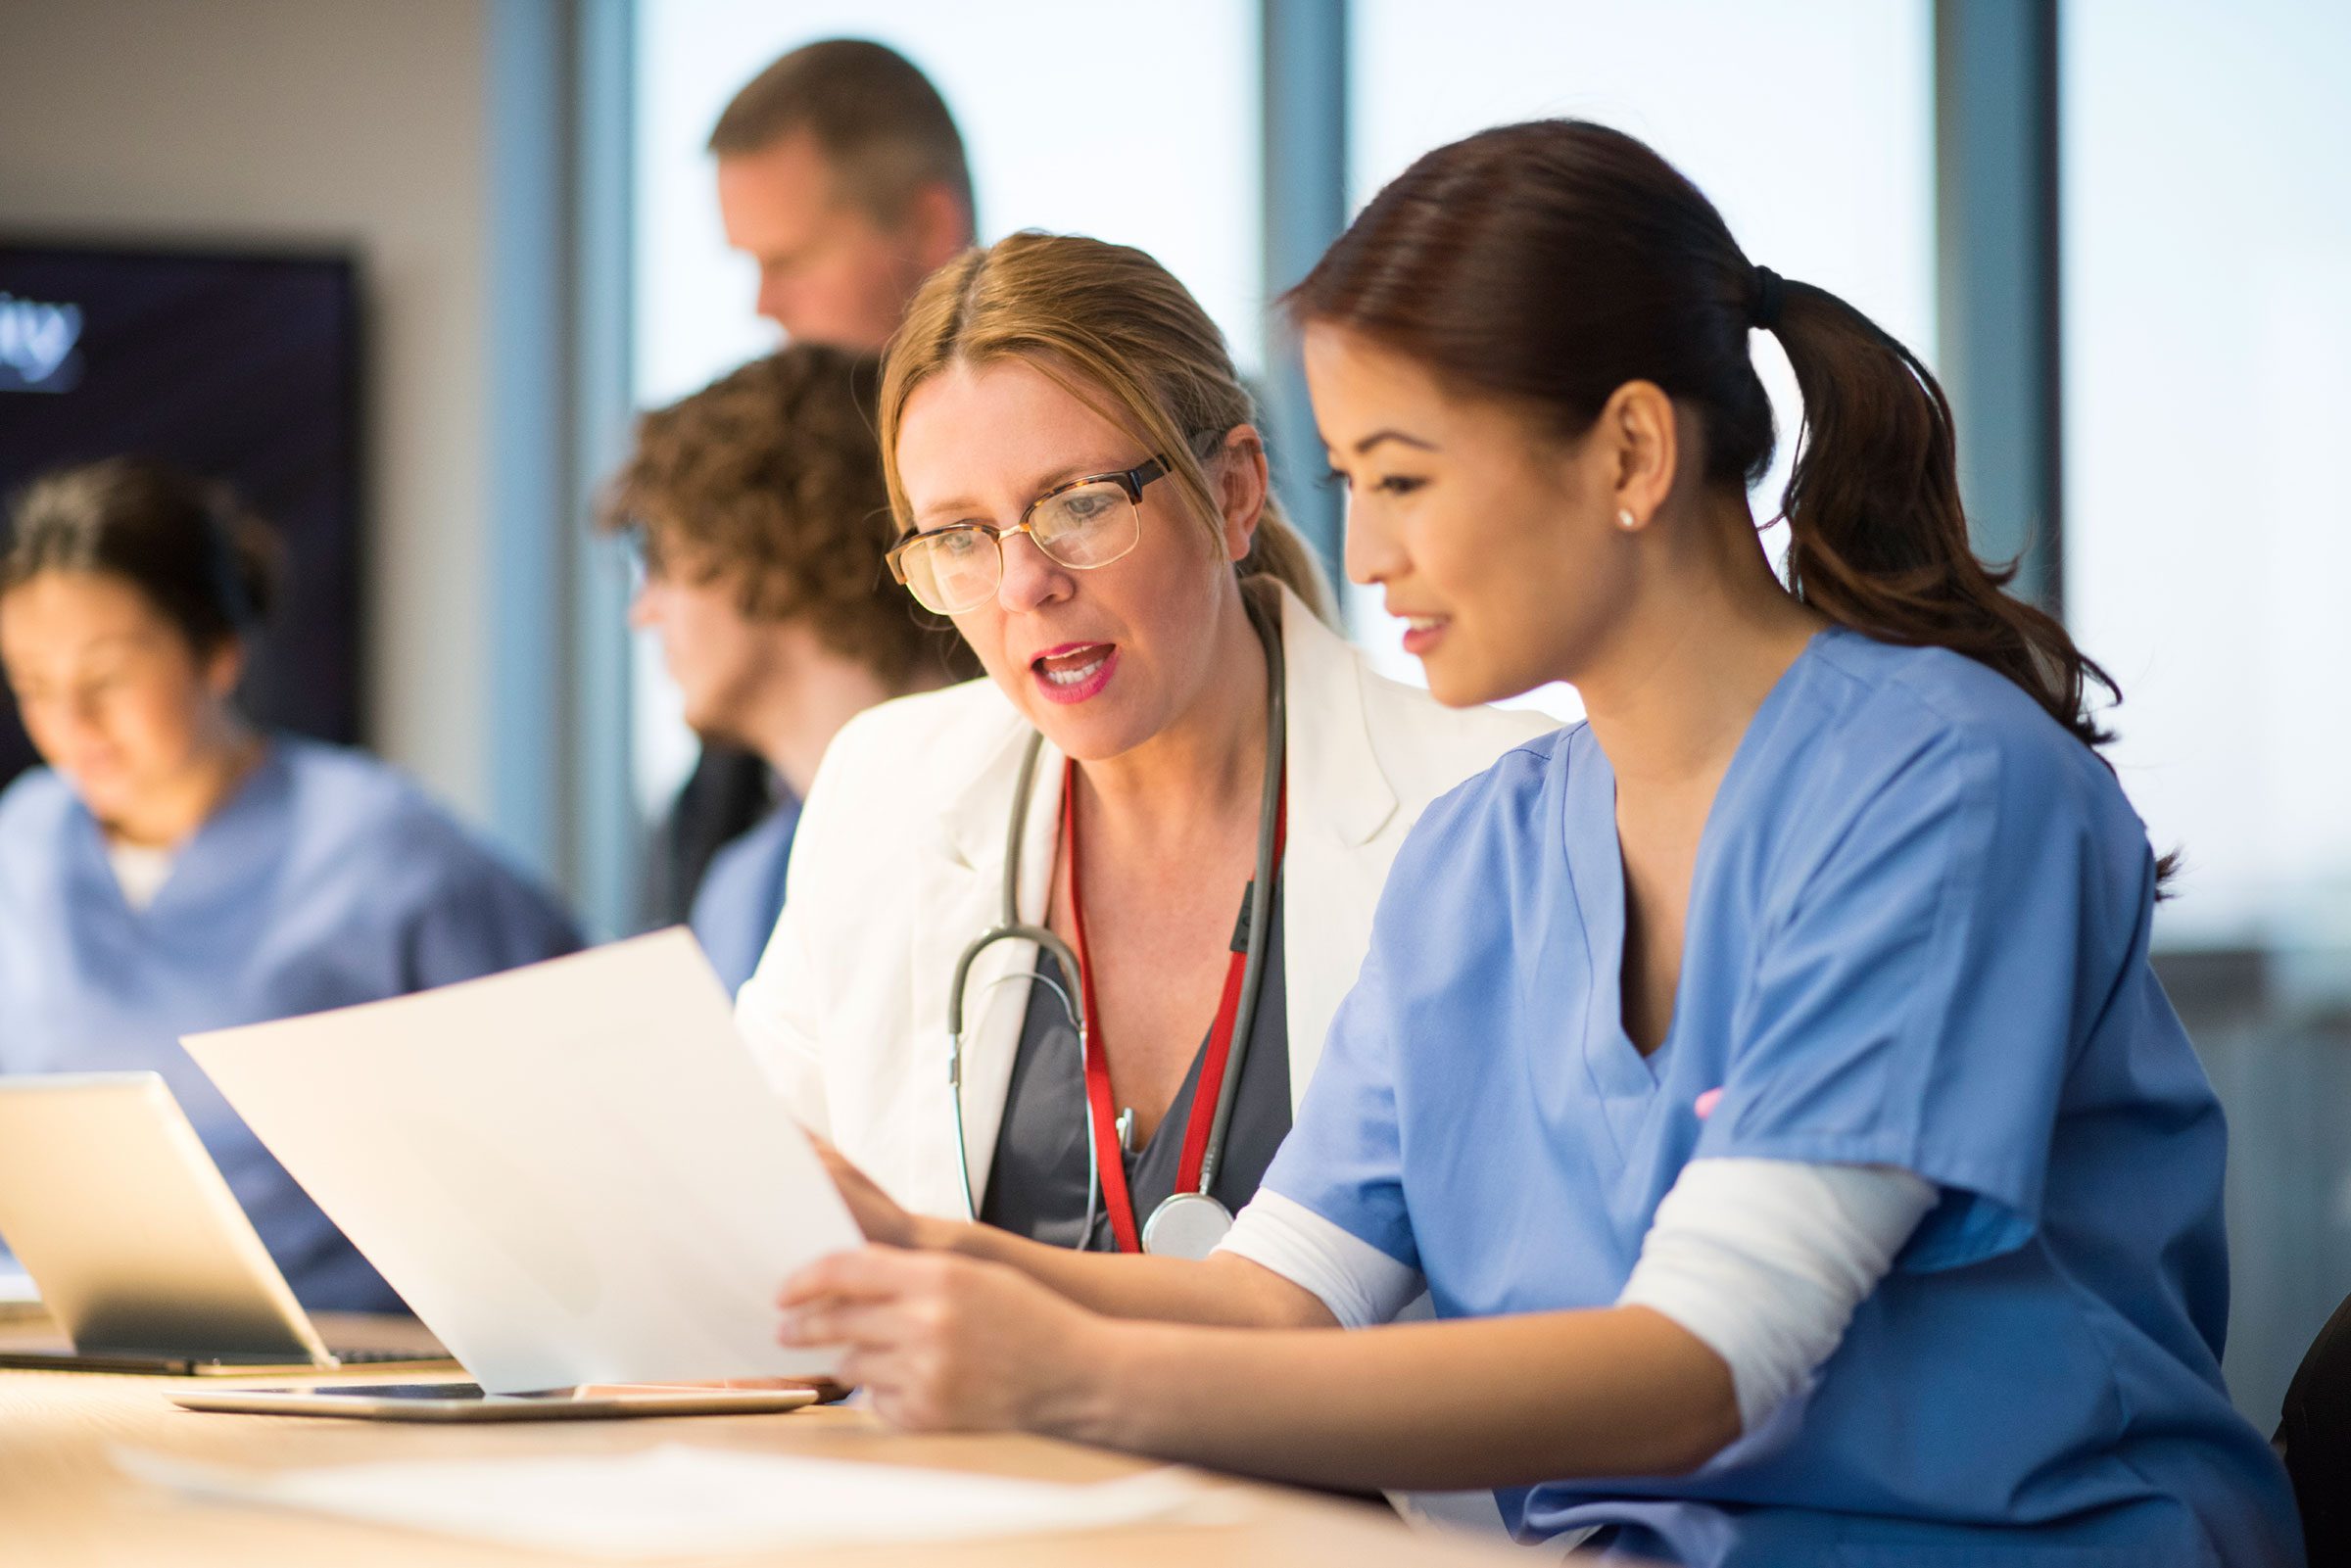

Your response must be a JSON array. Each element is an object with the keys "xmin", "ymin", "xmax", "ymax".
[
  {"xmin": 103, "ymin": 718, "xmax": 264, "ymax": 850},
  {"xmin": 1073, "ymin": 586, "xmax": 1270, "ymax": 856},
  {"xmin": 1576, "ymin": 502, "xmax": 1827, "ymax": 799}
]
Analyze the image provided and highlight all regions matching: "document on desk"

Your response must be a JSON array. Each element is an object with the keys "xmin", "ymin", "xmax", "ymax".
[
  {"xmin": 116, "ymin": 1445, "xmax": 1224, "ymax": 1557},
  {"xmin": 183, "ymin": 929, "xmax": 861, "ymax": 1393}
]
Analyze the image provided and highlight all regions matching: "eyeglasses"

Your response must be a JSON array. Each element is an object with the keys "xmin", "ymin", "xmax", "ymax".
[
  {"xmin": 886, "ymin": 456, "xmax": 1172, "ymax": 616},
  {"xmin": 621, "ymin": 524, "xmax": 727, "ymax": 596},
  {"xmin": 620, "ymin": 524, "xmax": 659, "ymax": 590}
]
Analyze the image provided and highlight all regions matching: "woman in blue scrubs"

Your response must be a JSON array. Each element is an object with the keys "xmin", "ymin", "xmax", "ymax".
[
  {"xmin": 773, "ymin": 121, "xmax": 2300, "ymax": 1564},
  {"xmin": 0, "ymin": 458, "xmax": 580, "ymax": 1308}
]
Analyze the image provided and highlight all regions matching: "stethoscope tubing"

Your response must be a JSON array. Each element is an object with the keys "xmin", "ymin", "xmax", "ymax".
[
  {"xmin": 943, "ymin": 590, "xmax": 1285, "ymax": 1250},
  {"xmin": 948, "ymin": 733, "xmax": 1099, "ymax": 1239},
  {"xmin": 1197, "ymin": 594, "xmax": 1285, "ymax": 1194}
]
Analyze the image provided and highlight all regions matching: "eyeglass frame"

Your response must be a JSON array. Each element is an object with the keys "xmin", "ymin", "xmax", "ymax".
[
  {"xmin": 618, "ymin": 522, "xmax": 750, "ymax": 607},
  {"xmin": 883, "ymin": 454, "xmax": 1175, "ymax": 611}
]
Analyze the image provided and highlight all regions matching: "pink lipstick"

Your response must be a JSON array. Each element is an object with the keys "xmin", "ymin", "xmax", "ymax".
[{"xmin": 1031, "ymin": 642, "xmax": 1117, "ymax": 705}]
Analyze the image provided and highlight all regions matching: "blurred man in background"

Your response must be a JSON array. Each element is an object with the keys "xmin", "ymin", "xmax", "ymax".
[
  {"xmin": 607, "ymin": 345, "xmax": 975, "ymax": 993},
  {"xmin": 654, "ymin": 38, "xmax": 978, "ymax": 929},
  {"xmin": 712, "ymin": 37, "xmax": 976, "ymax": 350}
]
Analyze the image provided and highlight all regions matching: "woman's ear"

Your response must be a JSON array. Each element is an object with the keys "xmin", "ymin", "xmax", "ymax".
[
  {"xmin": 1213, "ymin": 423, "xmax": 1271, "ymax": 564},
  {"xmin": 1597, "ymin": 381, "xmax": 1678, "ymax": 533}
]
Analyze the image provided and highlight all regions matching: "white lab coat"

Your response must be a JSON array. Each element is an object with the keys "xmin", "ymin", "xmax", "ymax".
[{"xmin": 736, "ymin": 582, "xmax": 1553, "ymax": 1222}]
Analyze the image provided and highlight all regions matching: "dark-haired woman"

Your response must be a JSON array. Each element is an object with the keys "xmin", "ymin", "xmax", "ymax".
[
  {"xmin": 0, "ymin": 459, "xmax": 580, "ymax": 1309},
  {"xmin": 773, "ymin": 122, "xmax": 2299, "ymax": 1564}
]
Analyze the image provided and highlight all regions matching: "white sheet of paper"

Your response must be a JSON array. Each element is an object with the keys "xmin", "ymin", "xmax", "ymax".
[
  {"xmin": 115, "ymin": 1445, "xmax": 1223, "ymax": 1557},
  {"xmin": 182, "ymin": 929, "xmax": 861, "ymax": 1392}
]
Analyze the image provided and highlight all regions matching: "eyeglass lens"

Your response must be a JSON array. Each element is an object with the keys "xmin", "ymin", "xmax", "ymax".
[{"xmin": 899, "ymin": 479, "xmax": 1141, "ymax": 614}]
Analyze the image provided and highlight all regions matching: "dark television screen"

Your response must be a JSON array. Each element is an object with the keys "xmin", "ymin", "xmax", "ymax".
[{"xmin": 0, "ymin": 242, "xmax": 362, "ymax": 790}]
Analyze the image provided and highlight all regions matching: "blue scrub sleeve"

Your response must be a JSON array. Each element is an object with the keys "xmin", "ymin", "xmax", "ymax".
[
  {"xmin": 1257, "ymin": 945, "xmax": 1421, "ymax": 1272},
  {"xmin": 1697, "ymin": 724, "xmax": 2133, "ymax": 1273}
]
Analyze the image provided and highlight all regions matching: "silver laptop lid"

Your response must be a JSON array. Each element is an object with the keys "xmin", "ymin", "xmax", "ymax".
[{"xmin": 0, "ymin": 1072, "xmax": 327, "ymax": 1362}]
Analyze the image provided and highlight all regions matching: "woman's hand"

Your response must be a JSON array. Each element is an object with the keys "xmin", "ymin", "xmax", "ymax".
[{"xmin": 778, "ymin": 1246, "xmax": 1118, "ymax": 1437}]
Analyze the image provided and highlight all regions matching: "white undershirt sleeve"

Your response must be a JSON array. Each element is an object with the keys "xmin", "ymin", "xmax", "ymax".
[
  {"xmin": 1214, "ymin": 1189, "xmax": 1425, "ymax": 1330},
  {"xmin": 1219, "ymin": 1163, "xmax": 1930, "ymax": 1436},
  {"xmin": 1617, "ymin": 1158, "xmax": 1937, "ymax": 1435}
]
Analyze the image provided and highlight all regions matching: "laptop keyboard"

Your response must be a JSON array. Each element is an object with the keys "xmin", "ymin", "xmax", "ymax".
[{"xmin": 327, "ymin": 1347, "xmax": 451, "ymax": 1363}]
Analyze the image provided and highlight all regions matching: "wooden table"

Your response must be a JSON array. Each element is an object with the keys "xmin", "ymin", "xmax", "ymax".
[{"xmin": 1, "ymin": 1312, "xmax": 1538, "ymax": 1567}]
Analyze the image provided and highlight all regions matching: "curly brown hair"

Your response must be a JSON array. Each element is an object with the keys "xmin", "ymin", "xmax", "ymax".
[{"xmin": 600, "ymin": 345, "xmax": 976, "ymax": 688}]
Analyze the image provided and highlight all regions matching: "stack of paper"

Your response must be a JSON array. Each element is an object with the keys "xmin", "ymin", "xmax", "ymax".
[{"xmin": 118, "ymin": 1445, "xmax": 1228, "ymax": 1557}]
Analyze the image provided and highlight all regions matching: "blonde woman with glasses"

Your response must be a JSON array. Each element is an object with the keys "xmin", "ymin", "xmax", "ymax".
[{"xmin": 735, "ymin": 232, "xmax": 1544, "ymax": 1320}]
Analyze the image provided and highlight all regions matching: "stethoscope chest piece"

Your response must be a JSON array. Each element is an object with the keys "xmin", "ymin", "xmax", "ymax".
[{"xmin": 1139, "ymin": 1191, "xmax": 1234, "ymax": 1259}]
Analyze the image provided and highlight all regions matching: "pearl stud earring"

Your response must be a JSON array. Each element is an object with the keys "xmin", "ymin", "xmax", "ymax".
[{"xmin": 1616, "ymin": 509, "xmax": 1639, "ymax": 531}]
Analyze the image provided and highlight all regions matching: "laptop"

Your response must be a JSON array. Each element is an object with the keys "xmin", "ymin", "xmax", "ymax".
[{"xmin": 0, "ymin": 1073, "xmax": 457, "ymax": 1375}]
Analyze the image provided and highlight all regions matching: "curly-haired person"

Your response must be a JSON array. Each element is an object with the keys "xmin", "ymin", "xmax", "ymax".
[{"xmin": 602, "ymin": 344, "xmax": 977, "ymax": 991}]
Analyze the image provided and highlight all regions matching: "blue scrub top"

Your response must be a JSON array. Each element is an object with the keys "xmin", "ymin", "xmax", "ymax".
[
  {"xmin": 0, "ymin": 737, "xmax": 582, "ymax": 1310},
  {"xmin": 1264, "ymin": 628, "xmax": 2300, "ymax": 1566},
  {"xmin": 688, "ymin": 792, "xmax": 799, "ymax": 997}
]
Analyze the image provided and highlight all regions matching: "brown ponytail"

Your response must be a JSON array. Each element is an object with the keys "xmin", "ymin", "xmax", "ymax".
[
  {"xmin": 1287, "ymin": 119, "xmax": 2143, "ymax": 811},
  {"xmin": 1764, "ymin": 280, "xmax": 2121, "ymax": 757}
]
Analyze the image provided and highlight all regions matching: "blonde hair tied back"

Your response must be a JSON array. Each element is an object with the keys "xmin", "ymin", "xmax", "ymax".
[{"xmin": 878, "ymin": 230, "xmax": 1333, "ymax": 625}]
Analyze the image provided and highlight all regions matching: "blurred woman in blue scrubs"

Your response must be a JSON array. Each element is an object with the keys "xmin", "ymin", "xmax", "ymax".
[
  {"xmin": 774, "ymin": 121, "xmax": 2302, "ymax": 1565},
  {"xmin": 0, "ymin": 458, "xmax": 580, "ymax": 1309}
]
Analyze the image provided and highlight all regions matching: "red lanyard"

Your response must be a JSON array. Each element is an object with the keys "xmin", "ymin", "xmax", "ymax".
[{"xmin": 1059, "ymin": 757, "xmax": 1286, "ymax": 1253}]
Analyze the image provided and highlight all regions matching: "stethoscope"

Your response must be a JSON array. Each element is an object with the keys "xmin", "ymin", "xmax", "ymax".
[{"xmin": 946, "ymin": 591, "xmax": 1286, "ymax": 1259}]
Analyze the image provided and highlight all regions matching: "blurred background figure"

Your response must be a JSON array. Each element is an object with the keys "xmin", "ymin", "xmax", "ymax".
[
  {"xmin": 0, "ymin": 458, "xmax": 580, "ymax": 1309},
  {"xmin": 651, "ymin": 36, "xmax": 979, "ymax": 933},
  {"xmin": 601, "ymin": 346, "xmax": 978, "ymax": 993},
  {"xmin": 711, "ymin": 37, "xmax": 976, "ymax": 349}
]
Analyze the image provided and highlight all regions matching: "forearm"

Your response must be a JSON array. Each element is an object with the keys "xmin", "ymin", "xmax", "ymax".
[
  {"xmin": 1057, "ymin": 1306, "xmax": 1739, "ymax": 1492},
  {"xmin": 918, "ymin": 1214, "xmax": 1329, "ymax": 1329}
]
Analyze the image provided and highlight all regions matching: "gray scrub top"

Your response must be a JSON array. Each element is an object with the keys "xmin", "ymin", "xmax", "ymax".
[{"xmin": 981, "ymin": 885, "xmax": 1290, "ymax": 1250}]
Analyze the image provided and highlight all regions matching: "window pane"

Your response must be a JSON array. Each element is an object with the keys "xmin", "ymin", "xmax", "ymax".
[
  {"xmin": 2063, "ymin": 0, "xmax": 2351, "ymax": 956},
  {"xmin": 1344, "ymin": 0, "xmax": 1936, "ymax": 720}
]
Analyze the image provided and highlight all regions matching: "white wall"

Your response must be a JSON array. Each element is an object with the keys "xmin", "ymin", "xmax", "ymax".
[{"xmin": 0, "ymin": 0, "xmax": 496, "ymax": 818}]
